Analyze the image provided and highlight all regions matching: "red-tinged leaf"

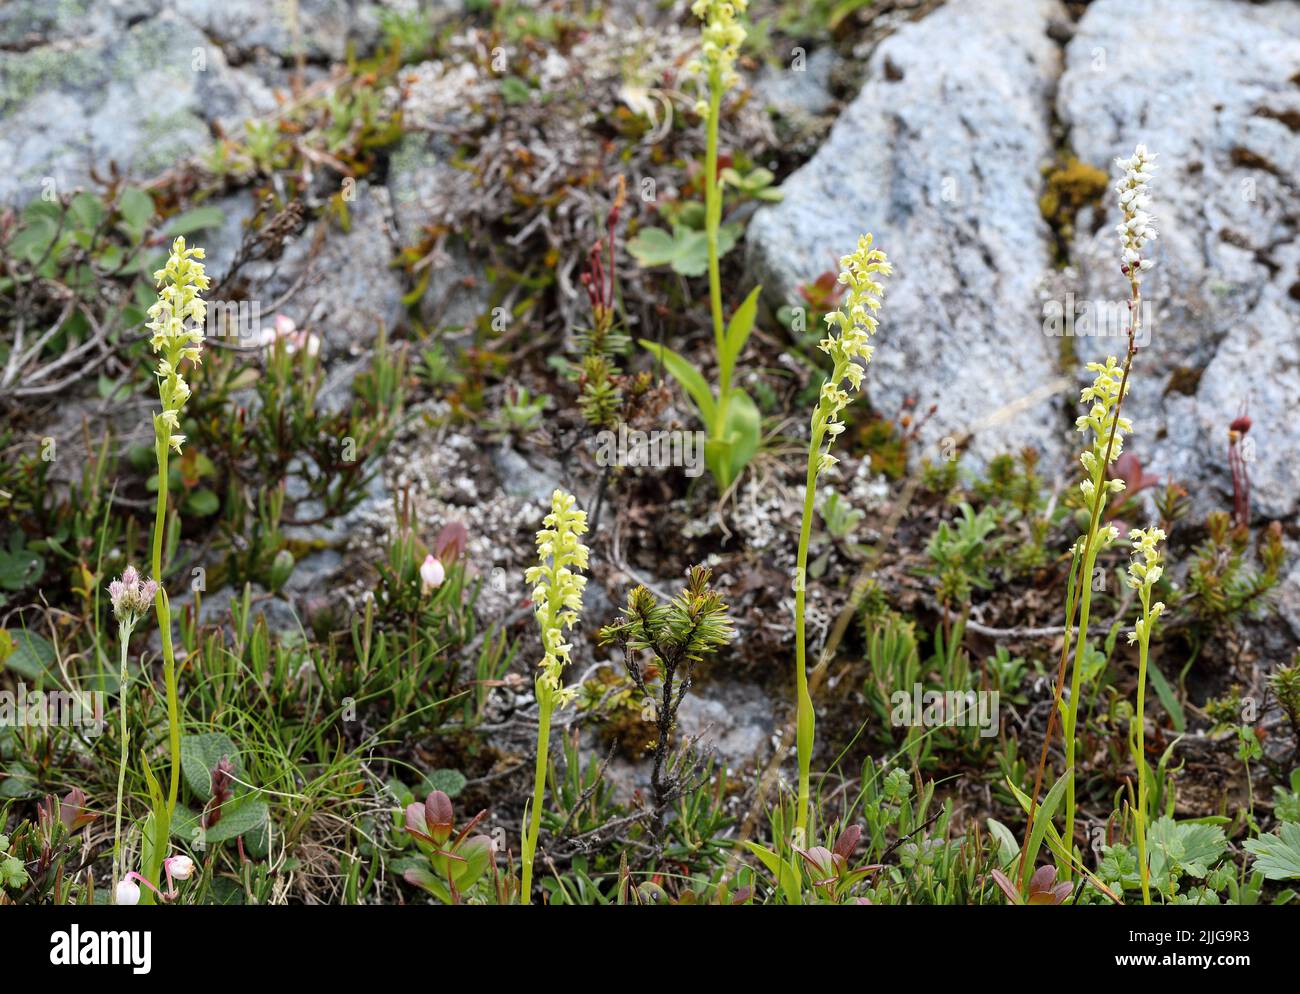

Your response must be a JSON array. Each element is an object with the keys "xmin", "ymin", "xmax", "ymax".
[
  {"xmin": 434, "ymin": 521, "xmax": 468, "ymax": 564},
  {"xmin": 989, "ymin": 867, "xmax": 1023, "ymax": 905}
]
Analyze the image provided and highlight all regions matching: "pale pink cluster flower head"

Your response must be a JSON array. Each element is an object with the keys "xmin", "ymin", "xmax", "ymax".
[{"xmin": 108, "ymin": 566, "xmax": 158, "ymax": 627}]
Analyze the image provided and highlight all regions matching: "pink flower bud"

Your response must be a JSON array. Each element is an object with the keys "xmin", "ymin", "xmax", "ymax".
[
  {"xmin": 166, "ymin": 855, "xmax": 195, "ymax": 880},
  {"xmin": 832, "ymin": 824, "xmax": 862, "ymax": 862},
  {"xmin": 425, "ymin": 790, "xmax": 454, "ymax": 845}
]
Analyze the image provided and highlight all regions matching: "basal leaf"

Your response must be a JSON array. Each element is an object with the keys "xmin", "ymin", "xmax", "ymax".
[
  {"xmin": 639, "ymin": 339, "xmax": 716, "ymax": 427},
  {"xmin": 721, "ymin": 285, "xmax": 762, "ymax": 376}
]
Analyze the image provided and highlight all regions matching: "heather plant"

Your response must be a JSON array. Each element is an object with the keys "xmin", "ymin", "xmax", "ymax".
[
  {"xmin": 598, "ymin": 565, "xmax": 734, "ymax": 830},
  {"xmin": 520, "ymin": 489, "xmax": 590, "ymax": 901},
  {"xmin": 791, "ymin": 234, "xmax": 892, "ymax": 838},
  {"xmin": 0, "ymin": 186, "xmax": 221, "ymax": 400},
  {"xmin": 188, "ymin": 323, "xmax": 407, "ymax": 542},
  {"xmin": 639, "ymin": 0, "xmax": 763, "ymax": 490}
]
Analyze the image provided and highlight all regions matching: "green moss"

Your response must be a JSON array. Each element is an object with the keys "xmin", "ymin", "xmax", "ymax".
[{"xmin": 1039, "ymin": 154, "xmax": 1109, "ymax": 263}]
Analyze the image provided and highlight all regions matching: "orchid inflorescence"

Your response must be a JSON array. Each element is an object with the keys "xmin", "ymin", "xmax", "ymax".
[
  {"xmin": 1075, "ymin": 356, "xmax": 1132, "ymax": 507},
  {"xmin": 814, "ymin": 234, "xmax": 893, "ymax": 474},
  {"xmin": 686, "ymin": 0, "xmax": 748, "ymax": 111},
  {"xmin": 525, "ymin": 489, "xmax": 590, "ymax": 710},
  {"xmin": 520, "ymin": 489, "xmax": 590, "ymax": 900},
  {"xmin": 146, "ymin": 236, "xmax": 209, "ymax": 455},
  {"xmin": 1115, "ymin": 144, "xmax": 1158, "ymax": 282},
  {"xmin": 790, "ymin": 232, "xmax": 892, "ymax": 838},
  {"xmin": 1127, "ymin": 524, "xmax": 1166, "ymax": 905},
  {"xmin": 1126, "ymin": 527, "xmax": 1167, "ymax": 645},
  {"xmin": 1024, "ymin": 143, "xmax": 1162, "ymax": 892}
]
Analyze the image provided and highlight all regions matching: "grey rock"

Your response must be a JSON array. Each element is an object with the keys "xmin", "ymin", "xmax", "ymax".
[
  {"xmin": 491, "ymin": 442, "xmax": 563, "ymax": 504},
  {"xmin": 283, "ymin": 461, "xmax": 392, "ymax": 548},
  {"xmin": 746, "ymin": 0, "xmax": 1070, "ymax": 469},
  {"xmin": 1277, "ymin": 557, "xmax": 1300, "ymax": 643},
  {"xmin": 675, "ymin": 681, "xmax": 775, "ymax": 769},
  {"xmin": 239, "ymin": 181, "xmax": 405, "ymax": 357},
  {"xmin": 388, "ymin": 133, "xmax": 490, "ymax": 332},
  {"xmin": 200, "ymin": 192, "xmax": 260, "ymax": 284},
  {"xmin": 1059, "ymin": 0, "xmax": 1300, "ymax": 521},
  {"xmin": 754, "ymin": 47, "xmax": 836, "ymax": 122},
  {"xmin": 0, "ymin": 13, "xmax": 274, "ymax": 205},
  {"xmin": 0, "ymin": 0, "xmax": 159, "ymax": 48},
  {"xmin": 284, "ymin": 548, "xmax": 344, "ymax": 597},
  {"xmin": 1194, "ymin": 289, "xmax": 1300, "ymax": 520},
  {"xmin": 172, "ymin": 0, "xmax": 384, "ymax": 62}
]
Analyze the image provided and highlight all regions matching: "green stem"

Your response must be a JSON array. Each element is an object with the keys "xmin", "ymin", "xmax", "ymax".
[
  {"xmin": 112, "ymin": 621, "xmax": 131, "ymax": 892},
  {"xmin": 1062, "ymin": 527, "xmax": 1101, "ymax": 875},
  {"xmin": 705, "ymin": 74, "xmax": 725, "ymax": 376},
  {"xmin": 146, "ymin": 424, "xmax": 181, "ymax": 897},
  {"xmin": 703, "ymin": 73, "xmax": 733, "ymax": 464},
  {"xmin": 520, "ymin": 683, "xmax": 554, "ymax": 903},
  {"xmin": 793, "ymin": 404, "xmax": 831, "ymax": 840},
  {"xmin": 1135, "ymin": 586, "xmax": 1151, "ymax": 906},
  {"xmin": 1023, "ymin": 282, "xmax": 1142, "ymax": 888}
]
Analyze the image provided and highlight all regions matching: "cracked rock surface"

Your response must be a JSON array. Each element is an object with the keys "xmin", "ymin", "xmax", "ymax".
[
  {"xmin": 747, "ymin": 0, "xmax": 1071, "ymax": 471},
  {"xmin": 746, "ymin": 0, "xmax": 1300, "ymax": 635},
  {"xmin": 1059, "ymin": 0, "xmax": 1300, "ymax": 524}
]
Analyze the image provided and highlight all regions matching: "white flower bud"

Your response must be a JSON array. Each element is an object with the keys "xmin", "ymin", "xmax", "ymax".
[
  {"xmin": 167, "ymin": 855, "xmax": 195, "ymax": 880},
  {"xmin": 420, "ymin": 554, "xmax": 446, "ymax": 594},
  {"xmin": 115, "ymin": 879, "xmax": 141, "ymax": 906}
]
